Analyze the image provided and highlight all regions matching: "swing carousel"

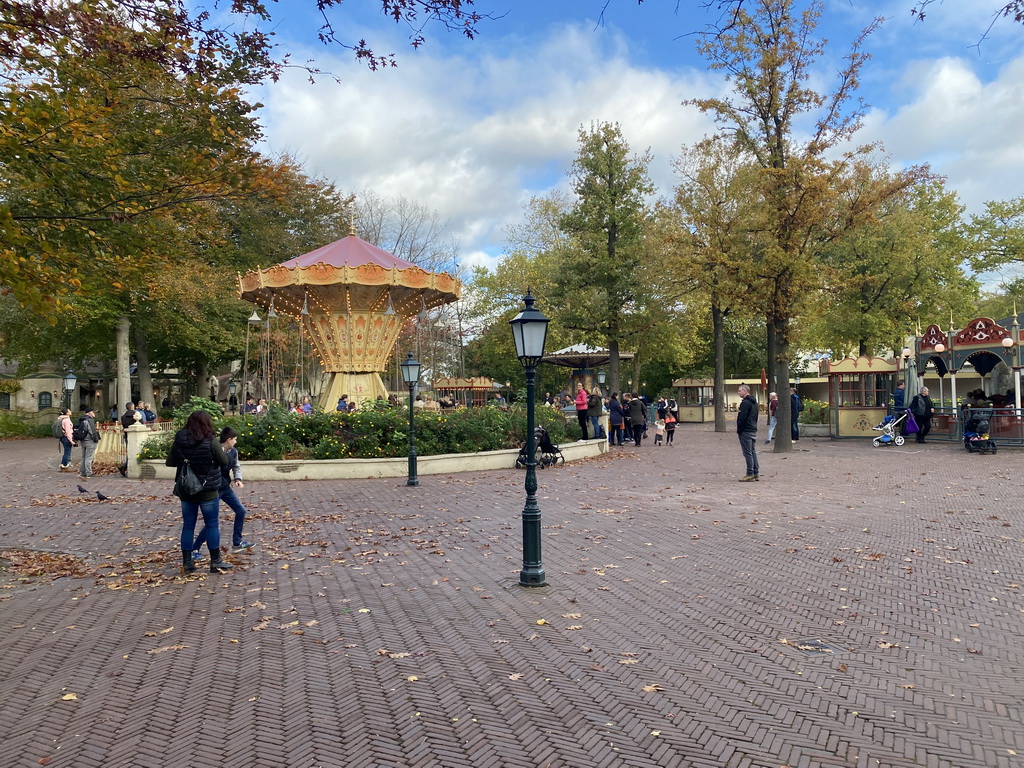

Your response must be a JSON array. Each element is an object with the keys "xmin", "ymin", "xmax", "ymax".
[{"xmin": 238, "ymin": 229, "xmax": 461, "ymax": 408}]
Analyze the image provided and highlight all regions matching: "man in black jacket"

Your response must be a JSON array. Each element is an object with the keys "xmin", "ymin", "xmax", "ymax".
[{"xmin": 737, "ymin": 384, "xmax": 759, "ymax": 482}]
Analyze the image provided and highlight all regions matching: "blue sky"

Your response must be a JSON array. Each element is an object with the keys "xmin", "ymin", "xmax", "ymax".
[{"xmin": 250, "ymin": 1, "xmax": 1024, "ymax": 274}]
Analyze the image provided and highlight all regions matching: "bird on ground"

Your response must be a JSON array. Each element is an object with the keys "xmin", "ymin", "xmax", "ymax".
[
  {"xmin": 77, "ymin": 485, "xmax": 88, "ymax": 494},
  {"xmin": 96, "ymin": 491, "xmax": 110, "ymax": 501}
]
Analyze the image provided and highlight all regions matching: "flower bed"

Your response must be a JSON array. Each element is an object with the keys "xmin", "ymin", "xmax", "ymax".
[{"xmin": 137, "ymin": 399, "xmax": 578, "ymax": 462}]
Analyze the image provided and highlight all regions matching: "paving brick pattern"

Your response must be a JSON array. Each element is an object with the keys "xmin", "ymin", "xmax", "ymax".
[{"xmin": 1, "ymin": 427, "xmax": 1022, "ymax": 768}]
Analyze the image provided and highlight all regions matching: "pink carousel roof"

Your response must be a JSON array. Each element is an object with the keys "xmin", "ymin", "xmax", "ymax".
[{"xmin": 279, "ymin": 234, "xmax": 416, "ymax": 271}]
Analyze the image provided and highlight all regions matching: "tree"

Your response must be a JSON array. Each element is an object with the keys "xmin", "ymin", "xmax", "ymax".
[
  {"xmin": 554, "ymin": 122, "xmax": 658, "ymax": 396},
  {"xmin": 808, "ymin": 177, "xmax": 977, "ymax": 357},
  {"xmin": 968, "ymin": 196, "xmax": 1024, "ymax": 274},
  {"xmin": 672, "ymin": 138, "xmax": 765, "ymax": 431},
  {"xmin": 688, "ymin": 0, "xmax": 926, "ymax": 452}
]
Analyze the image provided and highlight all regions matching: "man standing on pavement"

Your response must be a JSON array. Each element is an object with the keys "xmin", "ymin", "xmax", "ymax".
[
  {"xmin": 737, "ymin": 384, "xmax": 759, "ymax": 481},
  {"xmin": 77, "ymin": 406, "xmax": 101, "ymax": 479},
  {"xmin": 790, "ymin": 387, "xmax": 802, "ymax": 441},
  {"xmin": 892, "ymin": 380, "xmax": 906, "ymax": 412},
  {"xmin": 911, "ymin": 386, "xmax": 934, "ymax": 443}
]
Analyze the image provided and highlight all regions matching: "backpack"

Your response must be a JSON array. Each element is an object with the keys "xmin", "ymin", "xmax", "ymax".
[
  {"xmin": 52, "ymin": 417, "xmax": 63, "ymax": 439},
  {"xmin": 72, "ymin": 419, "xmax": 88, "ymax": 442}
]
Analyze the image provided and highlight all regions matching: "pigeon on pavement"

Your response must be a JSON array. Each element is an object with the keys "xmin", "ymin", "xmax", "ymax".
[
  {"xmin": 96, "ymin": 491, "xmax": 110, "ymax": 501},
  {"xmin": 77, "ymin": 485, "xmax": 88, "ymax": 494}
]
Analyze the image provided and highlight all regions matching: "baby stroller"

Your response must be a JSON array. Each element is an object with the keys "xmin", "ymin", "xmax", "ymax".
[
  {"xmin": 515, "ymin": 426, "xmax": 565, "ymax": 468},
  {"xmin": 871, "ymin": 410, "xmax": 909, "ymax": 447},
  {"xmin": 963, "ymin": 410, "xmax": 997, "ymax": 454}
]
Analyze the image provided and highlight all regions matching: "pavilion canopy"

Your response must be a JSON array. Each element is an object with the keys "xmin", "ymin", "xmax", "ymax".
[{"xmin": 541, "ymin": 344, "xmax": 634, "ymax": 369}]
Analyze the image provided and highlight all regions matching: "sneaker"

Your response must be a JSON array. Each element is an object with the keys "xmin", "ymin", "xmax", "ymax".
[
  {"xmin": 192, "ymin": 550, "xmax": 205, "ymax": 562},
  {"xmin": 739, "ymin": 475, "xmax": 756, "ymax": 482},
  {"xmin": 231, "ymin": 541, "xmax": 255, "ymax": 553}
]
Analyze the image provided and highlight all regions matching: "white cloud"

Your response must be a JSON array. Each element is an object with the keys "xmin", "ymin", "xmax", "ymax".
[
  {"xmin": 256, "ymin": 21, "xmax": 717, "ymax": 266},
  {"xmin": 861, "ymin": 53, "xmax": 1024, "ymax": 212}
]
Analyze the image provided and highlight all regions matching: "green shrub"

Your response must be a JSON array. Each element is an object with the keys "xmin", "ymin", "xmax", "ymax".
[
  {"xmin": 799, "ymin": 399, "xmax": 830, "ymax": 425},
  {"xmin": 0, "ymin": 412, "xmax": 51, "ymax": 439},
  {"xmin": 136, "ymin": 401, "xmax": 580, "ymax": 461}
]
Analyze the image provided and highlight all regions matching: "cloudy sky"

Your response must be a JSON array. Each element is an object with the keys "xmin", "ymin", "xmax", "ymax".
[{"xmin": 252, "ymin": 1, "xmax": 1024, "ymax": 274}]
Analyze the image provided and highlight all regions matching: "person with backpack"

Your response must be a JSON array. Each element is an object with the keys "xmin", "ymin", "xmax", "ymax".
[
  {"xmin": 54, "ymin": 408, "xmax": 75, "ymax": 471},
  {"xmin": 167, "ymin": 410, "xmax": 231, "ymax": 575},
  {"xmin": 191, "ymin": 426, "xmax": 255, "ymax": 563},
  {"xmin": 910, "ymin": 387, "xmax": 934, "ymax": 443},
  {"xmin": 76, "ymin": 406, "xmax": 101, "ymax": 479}
]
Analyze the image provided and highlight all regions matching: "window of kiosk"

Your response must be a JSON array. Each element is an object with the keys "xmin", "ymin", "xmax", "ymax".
[{"xmin": 837, "ymin": 373, "xmax": 891, "ymax": 408}]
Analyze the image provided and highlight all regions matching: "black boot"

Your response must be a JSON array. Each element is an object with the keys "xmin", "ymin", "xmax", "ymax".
[
  {"xmin": 182, "ymin": 550, "xmax": 196, "ymax": 575},
  {"xmin": 209, "ymin": 548, "xmax": 233, "ymax": 573}
]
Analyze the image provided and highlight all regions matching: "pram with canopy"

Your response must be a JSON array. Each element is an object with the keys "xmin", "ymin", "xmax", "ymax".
[
  {"xmin": 515, "ymin": 426, "xmax": 565, "ymax": 468},
  {"xmin": 963, "ymin": 409, "xmax": 997, "ymax": 454},
  {"xmin": 871, "ymin": 410, "xmax": 909, "ymax": 447}
]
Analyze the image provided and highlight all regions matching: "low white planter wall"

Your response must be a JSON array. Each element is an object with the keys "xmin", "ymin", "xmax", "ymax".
[
  {"xmin": 136, "ymin": 437, "xmax": 607, "ymax": 481},
  {"xmin": 799, "ymin": 423, "xmax": 830, "ymax": 437}
]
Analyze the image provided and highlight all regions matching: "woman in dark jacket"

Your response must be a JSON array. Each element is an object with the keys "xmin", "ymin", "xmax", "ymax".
[
  {"xmin": 607, "ymin": 394, "xmax": 625, "ymax": 446},
  {"xmin": 167, "ymin": 410, "xmax": 231, "ymax": 574}
]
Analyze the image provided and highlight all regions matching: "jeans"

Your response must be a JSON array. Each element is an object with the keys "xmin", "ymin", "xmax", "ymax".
[
  {"xmin": 80, "ymin": 440, "xmax": 97, "ymax": 477},
  {"xmin": 608, "ymin": 425, "xmax": 623, "ymax": 445},
  {"xmin": 738, "ymin": 430, "xmax": 759, "ymax": 476},
  {"xmin": 576, "ymin": 410, "xmax": 589, "ymax": 440},
  {"xmin": 589, "ymin": 415, "xmax": 601, "ymax": 438},
  {"xmin": 194, "ymin": 485, "xmax": 247, "ymax": 550},
  {"xmin": 181, "ymin": 497, "xmax": 221, "ymax": 554},
  {"xmin": 60, "ymin": 436, "xmax": 73, "ymax": 466},
  {"xmin": 766, "ymin": 415, "xmax": 777, "ymax": 443}
]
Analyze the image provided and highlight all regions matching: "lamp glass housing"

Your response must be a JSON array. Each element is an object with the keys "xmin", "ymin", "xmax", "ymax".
[
  {"xmin": 400, "ymin": 353, "xmax": 421, "ymax": 385},
  {"xmin": 1002, "ymin": 337, "xmax": 1014, "ymax": 348},
  {"xmin": 62, "ymin": 370, "xmax": 77, "ymax": 392},
  {"xmin": 934, "ymin": 343, "xmax": 946, "ymax": 353},
  {"xmin": 509, "ymin": 293, "xmax": 550, "ymax": 366}
]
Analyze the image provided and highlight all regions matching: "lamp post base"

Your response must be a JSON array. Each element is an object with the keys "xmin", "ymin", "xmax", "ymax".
[{"xmin": 519, "ymin": 567, "xmax": 547, "ymax": 587}]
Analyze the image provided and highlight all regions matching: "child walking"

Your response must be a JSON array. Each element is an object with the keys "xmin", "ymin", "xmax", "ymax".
[
  {"xmin": 653, "ymin": 419, "xmax": 666, "ymax": 446},
  {"xmin": 665, "ymin": 411, "xmax": 676, "ymax": 445}
]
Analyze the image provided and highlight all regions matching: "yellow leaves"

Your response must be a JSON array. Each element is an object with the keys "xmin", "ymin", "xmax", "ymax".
[
  {"xmin": 147, "ymin": 644, "xmax": 188, "ymax": 654},
  {"xmin": 561, "ymin": 613, "xmax": 582, "ymax": 619},
  {"xmin": 375, "ymin": 648, "xmax": 412, "ymax": 659},
  {"xmin": 641, "ymin": 684, "xmax": 663, "ymax": 693},
  {"xmin": 535, "ymin": 619, "xmax": 547, "ymax": 625},
  {"xmin": 60, "ymin": 693, "xmax": 79, "ymax": 701},
  {"xmin": 143, "ymin": 627, "xmax": 174, "ymax": 637},
  {"xmin": 406, "ymin": 676, "xmax": 419, "ymax": 682}
]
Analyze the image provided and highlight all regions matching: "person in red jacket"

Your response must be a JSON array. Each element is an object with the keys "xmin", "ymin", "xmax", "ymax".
[{"xmin": 574, "ymin": 382, "xmax": 590, "ymax": 440}]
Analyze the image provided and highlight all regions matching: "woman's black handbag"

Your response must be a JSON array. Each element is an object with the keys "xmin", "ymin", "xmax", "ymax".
[{"xmin": 173, "ymin": 460, "xmax": 204, "ymax": 498}]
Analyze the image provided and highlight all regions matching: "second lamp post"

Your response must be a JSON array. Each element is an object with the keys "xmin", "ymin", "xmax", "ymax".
[
  {"xmin": 509, "ymin": 291, "xmax": 550, "ymax": 587},
  {"xmin": 400, "ymin": 352, "xmax": 421, "ymax": 487}
]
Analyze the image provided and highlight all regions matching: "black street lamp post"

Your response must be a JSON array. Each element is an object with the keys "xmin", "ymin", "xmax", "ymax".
[
  {"xmin": 229, "ymin": 380, "xmax": 238, "ymax": 415},
  {"xmin": 62, "ymin": 370, "xmax": 77, "ymax": 411},
  {"xmin": 509, "ymin": 291, "xmax": 550, "ymax": 587},
  {"xmin": 400, "ymin": 352, "xmax": 421, "ymax": 487}
]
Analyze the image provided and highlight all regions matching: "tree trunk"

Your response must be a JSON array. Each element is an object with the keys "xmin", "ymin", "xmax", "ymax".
[
  {"xmin": 196, "ymin": 361, "xmax": 209, "ymax": 402},
  {"xmin": 712, "ymin": 303, "xmax": 727, "ymax": 433},
  {"xmin": 609, "ymin": 337, "xmax": 621, "ymax": 396},
  {"xmin": 134, "ymin": 325, "xmax": 152, "ymax": 409},
  {"xmin": 116, "ymin": 316, "xmax": 131, "ymax": 411},
  {"xmin": 770, "ymin": 314, "xmax": 793, "ymax": 453}
]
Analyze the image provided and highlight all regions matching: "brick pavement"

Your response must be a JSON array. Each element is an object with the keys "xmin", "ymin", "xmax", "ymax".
[{"xmin": 0, "ymin": 426, "xmax": 1022, "ymax": 768}]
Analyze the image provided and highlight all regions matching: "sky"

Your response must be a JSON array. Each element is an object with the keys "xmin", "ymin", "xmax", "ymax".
[{"xmin": 249, "ymin": 1, "xmax": 1024, "ymax": 275}]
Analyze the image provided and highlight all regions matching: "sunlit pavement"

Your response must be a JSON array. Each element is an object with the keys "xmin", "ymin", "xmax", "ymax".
[{"xmin": 1, "ymin": 427, "xmax": 1021, "ymax": 768}]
